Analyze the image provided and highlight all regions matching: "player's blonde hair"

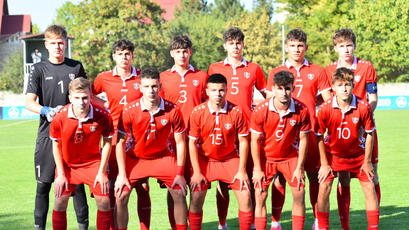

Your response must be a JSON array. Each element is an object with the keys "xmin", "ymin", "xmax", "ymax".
[
  {"xmin": 45, "ymin": 25, "xmax": 67, "ymax": 40},
  {"xmin": 332, "ymin": 67, "xmax": 354, "ymax": 84},
  {"xmin": 69, "ymin": 77, "xmax": 91, "ymax": 93}
]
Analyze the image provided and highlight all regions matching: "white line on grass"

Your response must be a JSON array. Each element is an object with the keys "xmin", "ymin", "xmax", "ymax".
[{"xmin": 0, "ymin": 119, "xmax": 36, "ymax": 128}]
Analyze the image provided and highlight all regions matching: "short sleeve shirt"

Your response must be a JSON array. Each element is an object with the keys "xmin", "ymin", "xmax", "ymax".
[
  {"xmin": 26, "ymin": 58, "xmax": 87, "ymax": 137},
  {"xmin": 250, "ymin": 98, "xmax": 311, "ymax": 162},
  {"xmin": 325, "ymin": 57, "xmax": 378, "ymax": 101},
  {"xmin": 207, "ymin": 58, "xmax": 266, "ymax": 120},
  {"xmin": 160, "ymin": 65, "xmax": 208, "ymax": 126},
  {"xmin": 49, "ymin": 104, "xmax": 114, "ymax": 168},
  {"xmin": 188, "ymin": 101, "xmax": 249, "ymax": 161},
  {"xmin": 117, "ymin": 97, "xmax": 185, "ymax": 159},
  {"xmin": 316, "ymin": 95, "xmax": 375, "ymax": 158}
]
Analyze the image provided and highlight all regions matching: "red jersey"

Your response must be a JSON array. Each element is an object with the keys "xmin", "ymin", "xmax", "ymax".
[
  {"xmin": 50, "ymin": 104, "xmax": 114, "ymax": 168},
  {"xmin": 316, "ymin": 95, "xmax": 375, "ymax": 158},
  {"xmin": 117, "ymin": 97, "xmax": 185, "ymax": 159},
  {"xmin": 188, "ymin": 101, "xmax": 249, "ymax": 161},
  {"xmin": 250, "ymin": 98, "xmax": 311, "ymax": 162},
  {"xmin": 266, "ymin": 59, "xmax": 331, "ymax": 129},
  {"xmin": 207, "ymin": 58, "xmax": 266, "ymax": 120},
  {"xmin": 325, "ymin": 57, "xmax": 378, "ymax": 101},
  {"xmin": 92, "ymin": 66, "xmax": 142, "ymax": 127},
  {"xmin": 160, "ymin": 65, "xmax": 207, "ymax": 126}
]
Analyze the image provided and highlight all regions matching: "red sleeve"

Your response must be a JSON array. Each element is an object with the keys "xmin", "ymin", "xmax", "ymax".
[
  {"xmin": 201, "ymin": 73, "xmax": 209, "ymax": 102},
  {"xmin": 117, "ymin": 109, "xmax": 131, "ymax": 135},
  {"xmin": 365, "ymin": 63, "xmax": 378, "ymax": 83},
  {"xmin": 255, "ymin": 65, "xmax": 267, "ymax": 91},
  {"xmin": 324, "ymin": 65, "xmax": 334, "ymax": 85},
  {"xmin": 49, "ymin": 114, "xmax": 61, "ymax": 140},
  {"xmin": 299, "ymin": 106, "xmax": 311, "ymax": 133},
  {"xmin": 316, "ymin": 106, "xmax": 327, "ymax": 135},
  {"xmin": 317, "ymin": 68, "xmax": 331, "ymax": 93},
  {"xmin": 188, "ymin": 109, "xmax": 201, "ymax": 139},
  {"xmin": 266, "ymin": 70, "xmax": 275, "ymax": 93},
  {"xmin": 102, "ymin": 113, "xmax": 115, "ymax": 138},
  {"xmin": 92, "ymin": 74, "xmax": 104, "ymax": 95},
  {"xmin": 207, "ymin": 64, "xmax": 215, "ymax": 76},
  {"xmin": 172, "ymin": 106, "xmax": 186, "ymax": 134},
  {"xmin": 235, "ymin": 107, "xmax": 249, "ymax": 136},
  {"xmin": 250, "ymin": 106, "xmax": 264, "ymax": 134}
]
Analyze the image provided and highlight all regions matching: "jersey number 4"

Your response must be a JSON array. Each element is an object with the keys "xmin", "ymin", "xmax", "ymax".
[{"xmin": 119, "ymin": 95, "xmax": 127, "ymax": 105}]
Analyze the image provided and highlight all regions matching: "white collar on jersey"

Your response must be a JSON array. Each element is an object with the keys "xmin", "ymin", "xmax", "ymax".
[
  {"xmin": 223, "ymin": 57, "xmax": 248, "ymax": 67},
  {"xmin": 336, "ymin": 56, "xmax": 357, "ymax": 70},
  {"xmin": 268, "ymin": 97, "xmax": 296, "ymax": 117},
  {"xmin": 171, "ymin": 64, "xmax": 195, "ymax": 73},
  {"xmin": 285, "ymin": 58, "xmax": 309, "ymax": 69},
  {"xmin": 207, "ymin": 101, "xmax": 228, "ymax": 114},
  {"xmin": 332, "ymin": 95, "xmax": 357, "ymax": 110},
  {"xmin": 140, "ymin": 97, "xmax": 165, "ymax": 114},
  {"xmin": 113, "ymin": 66, "xmax": 138, "ymax": 78},
  {"xmin": 67, "ymin": 104, "xmax": 94, "ymax": 121}
]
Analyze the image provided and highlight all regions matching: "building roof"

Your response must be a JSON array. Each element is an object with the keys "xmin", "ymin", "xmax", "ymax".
[
  {"xmin": 152, "ymin": 0, "xmax": 181, "ymax": 21},
  {"xmin": 1, "ymin": 14, "xmax": 31, "ymax": 35}
]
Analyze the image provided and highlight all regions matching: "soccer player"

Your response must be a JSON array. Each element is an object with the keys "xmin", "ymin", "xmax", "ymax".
[
  {"xmin": 251, "ymin": 70, "xmax": 310, "ymax": 230},
  {"xmin": 160, "ymin": 35, "xmax": 208, "ymax": 229},
  {"xmin": 188, "ymin": 74, "xmax": 253, "ymax": 230},
  {"xmin": 316, "ymin": 67, "xmax": 379, "ymax": 230},
  {"xmin": 114, "ymin": 68, "xmax": 188, "ymax": 230},
  {"xmin": 265, "ymin": 29, "xmax": 332, "ymax": 229},
  {"xmin": 25, "ymin": 24, "xmax": 89, "ymax": 230},
  {"xmin": 92, "ymin": 39, "xmax": 151, "ymax": 230},
  {"xmin": 50, "ymin": 77, "xmax": 113, "ymax": 230},
  {"xmin": 208, "ymin": 27, "xmax": 267, "ymax": 230},
  {"xmin": 325, "ymin": 28, "xmax": 380, "ymax": 230}
]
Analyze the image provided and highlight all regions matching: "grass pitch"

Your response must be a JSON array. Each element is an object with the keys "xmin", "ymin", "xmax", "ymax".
[{"xmin": 0, "ymin": 109, "xmax": 408, "ymax": 229}]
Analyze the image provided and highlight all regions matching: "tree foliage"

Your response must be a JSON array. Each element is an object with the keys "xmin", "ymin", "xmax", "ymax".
[
  {"xmin": 0, "ymin": 50, "xmax": 24, "ymax": 93},
  {"xmin": 210, "ymin": 0, "xmax": 245, "ymax": 21}
]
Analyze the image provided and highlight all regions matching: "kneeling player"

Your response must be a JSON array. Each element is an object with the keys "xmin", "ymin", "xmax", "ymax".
[
  {"xmin": 114, "ymin": 68, "xmax": 188, "ymax": 230},
  {"xmin": 188, "ymin": 74, "xmax": 253, "ymax": 230},
  {"xmin": 50, "ymin": 78, "xmax": 114, "ymax": 230},
  {"xmin": 316, "ymin": 67, "xmax": 379, "ymax": 229},
  {"xmin": 251, "ymin": 70, "xmax": 310, "ymax": 230}
]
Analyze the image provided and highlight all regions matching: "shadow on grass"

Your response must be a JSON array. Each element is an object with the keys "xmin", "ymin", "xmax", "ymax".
[{"xmin": 0, "ymin": 212, "xmax": 33, "ymax": 230}]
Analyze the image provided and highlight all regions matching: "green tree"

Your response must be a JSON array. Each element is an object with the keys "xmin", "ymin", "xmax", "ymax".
[
  {"xmin": 31, "ymin": 24, "xmax": 41, "ymax": 34},
  {"xmin": 211, "ymin": 0, "xmax": 245, "ymax": 21},
  {"xmin": 0, "ymin": 50, "xmax": 24, "ymax": 93}
]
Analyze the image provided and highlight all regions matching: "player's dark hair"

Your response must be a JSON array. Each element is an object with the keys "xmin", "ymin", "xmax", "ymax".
[
  {"xmin": 45, "ymin": 25, "xmax": 67, "ymax": 40},
  {"xmin": 69, "ymin": 77, "xmax": 91, "ymax": 93},
  {"xmin": 112, "ymin": 39, "xmax": 135, "ymax": 53},
  {"xmin": 286, "ymin": 29, "xmax": 307, "ymax": 44},
  {"xmin": 274, "ymin": 70, "xmax": 294, "ymax": 86},
  {"xmin": 332, "ymin": 67, "xmax": 354, "ymax": 84},
  {"xmin": 207, "ymin": 73, "xmax": 227, "ymax": 85},
  {"xmin": 170, "ymin": 35, "xmax": 192, "ymax": 50},
  {"xmin": 223, "ymin": 27, "xmax": 245, "ymax": 43},
  {"xmin": 140, "ymin": 68, "xmax": 160, "ymax": 80},
  {"xmin": 333, "ymin": 28, "xmax": 356, "ymax": 47}
]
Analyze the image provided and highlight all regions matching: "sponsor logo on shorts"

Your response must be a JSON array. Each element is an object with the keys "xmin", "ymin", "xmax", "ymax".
[
  {"xmin": 354, "ymin": 75, "xmax": 361, "ymax": 82},
  {"xmin": 244, "ymin": 72, "xmax": 250, "ymax": 79},
  {"xmin": 69, "ymin": 73, "xmax": 75, "ymax": 80},
  {"xmin": 45, "ymin": 76, "xmax": 53, "ymax": 80},
  {"xmin": 225, "ymin": 123, "xmax": 232, "ymax": 130},
  {"xmin": 352, "ymin": 117, "xmax": 359, "ymax": 124},
  {"xmin": 307, "ymin": 74, "xmax": 314, "ymax": 80},
  {"xmin": 90, "ymin": 126, "xmax": 97, "ymax": 132},
  {"xmin": 192, "ymin": 80, "xmax": 199, "ymax": 87},
  {"xmin": 290, "ymin": 120, "xmax": 296, "ymax": 126},
  {"xmin": 161, "ymin": 119, "xmax": 168, "ymax": 125}
]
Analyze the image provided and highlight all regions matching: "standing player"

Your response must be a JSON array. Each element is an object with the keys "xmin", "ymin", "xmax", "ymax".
[
  {"xmin": 160, "ymin": 35, "xmax": 208, "ymax": 230},
  {"xmin": 188, "ymin": 74, "xmax": 253, "ymax": 230},
  {"xmin": 251, "ymin": 70, "xmax": 310, "ymax": 230},
  {"xmin": 325, "ymin": 28, "xmax": 380, "ymax": 230},
  {"xmin": 316, "ymin": 67, "xmax": 379, "ymax": 230},
  {"xmin": 50, "ymin": 78, "xmax": 113, "ymax": 230},
  {"xmin": 25, "ymin": 24, "xmax": 89, "ymax": 230},
  {"xmin": 265, "ymin": 29, "xmax": 332, "ymax": 229},
  {"xmin": 114, "ymin": 68, "xmax": 188, "ymax": 230},
  {"xmin": 208, "ymin": 27, "xmax": 267, "ymax": 230},
  {"xmin": 92, "ymin": 39, "xmax": 151, "ymax": 230}
]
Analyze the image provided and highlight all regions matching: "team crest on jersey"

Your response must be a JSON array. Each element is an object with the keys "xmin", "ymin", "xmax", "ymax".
[
  {"xmin": 354, "ymin": 75, "xmax": 361, "ymax": 82},
  {"xmin": 90, "ymin": 126, "xmax": 97, "ymax": 132},
  {"xmin": 133, "ymin": 83, "xmax": 139, "ymax": 90},
  {"xmin": 244, "ymin": 72, "xmax": 250, "ymax": 79},
  {"xmin": 289, "ymin": 120, "xmax": 296, "ymax": 126},
  {"xmin": 307, "ymin": 74, "xmax": 314, "ymax": 80},
  {"xmin": 192, "ymin": 80, "xmax": 199, "ymax": 87},
  {"xmin": 225, "ymin": 123, "xmax": 232, "ymax": 130},
  {"xmin": 68, "ymin": 73, "xmax": 75, "ymax": 80},
  {"xmin": 352, "ymin": 117, "xmax": 359, "ymax": 124},
  {"xmin": 161, "ymin": 119, "xmax": 168, "ymax": 125}
]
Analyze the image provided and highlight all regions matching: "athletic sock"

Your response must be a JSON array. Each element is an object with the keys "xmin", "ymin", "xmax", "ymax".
[
  {"xmin": 168, "ymin": 207, "xmax": 176, "ymax": 230},
  {"xmin": 238, "ymin": 210, "xmax": 253, "ymax": 230},
  {"xmin": 292, "ymin": 215, "xmax": 305, "ymax": 230},
  {"xmin": 271, "ymin": 184, "xmax": 285, "ymax": 222},
  {"xmin": 337, "ymin": 185, "xmax": 350, "ymax": 230},
  {"xmin": 189, "ymin": 211, "xmax": 203, "ymax": 230},
  {"xmin": 97, "ymin": 210, "xmax": 112, "ymax": 230},
  {"xmin": 254, "ymin": 217, "xmax": 267, "ymax": 230},
  {"xmin": 317, "ymin": 211, "xmax": 329, "ymax": 230},
  {"xmin": 309, "ymin": 182, "xmax": 319, "ymax": 218},
  {"xmin": 374, "ymin": 183, "xmax": 381, "ymax": 205},
  {"xmin": 216, "ymin": 191, "xmax": 229, "ymax": 226},
  {"xmin": 366, "ymin": 209, "xmax": 379, "ymax": 230},
  {"xmin": 175, "ymin": 224, "xmax": 188, "ymax": 230},
  {"xmin": 34, "ymin": 182, "xmax": 51, "ymax": 229},
  {"xmin": 52, "ymin": 210, "xmax": 67, "ymax": 230},
  {"xmin": 136, "ymin": 185, "xmax": 151, "ymax": 230}
]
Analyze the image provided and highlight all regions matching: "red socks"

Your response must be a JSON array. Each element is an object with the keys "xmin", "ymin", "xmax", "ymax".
[
  {"xmin": 309, "ymin": 182, "xmax": 319, "ymax": 218},
  {"xmin": 317, "ymin": 211, "xmax": 329, "ymax": 230},
  {"xmin": 189, "ymin": 211, "xmax": 203, "ymax": 230},
  {"xmin": 216, "ymin": 192, "xmax": 229, "ymax": 226},
  {"xmin": 97, "ymin": 210, "xmax": 112, "ymax": 230},
  {"xmin": 175, "ymin": 224, "xmax": 188, "ymax": 230},
  {"xmin": 254, "ymin": 217, "xmax": 267, "ymax": 230},
  {"xmin": 375, "ymin": 183, "xmax": 381, "ymax": 204},
  {"xmin": 367, "ymin": 209, "xmax": 379, "ymax": 230},
  {"xmin": 337, "ymin": 185, "xmax": 350, "ymax": 230},
  {"xmin": 136, "ymin": 186, "xmax": 151, "ymax": 230},
  {"xmin": 238, "ymin": 210, "xmax": 253, "ymax": 230},
  {"xmin": 292, "ymin": 215, "xmax": 305, "ymax": 230},
  {"xmin": 52, "ymin": 210, "xmax": 67, "ymax": 230},
  {"xmin": 271, "ymin": 184, "xmax": 285, "ymax": 222}
]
